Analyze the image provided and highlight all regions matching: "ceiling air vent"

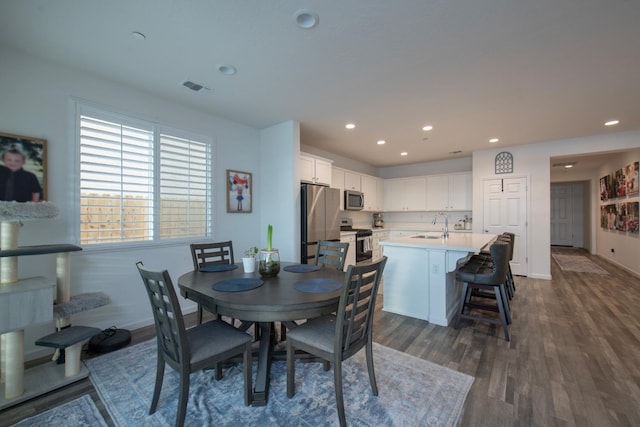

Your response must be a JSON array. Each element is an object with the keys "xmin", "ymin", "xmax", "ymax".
[{"xmin": 182, "ymin": 80, "xmax": 210, "ymax": 93}]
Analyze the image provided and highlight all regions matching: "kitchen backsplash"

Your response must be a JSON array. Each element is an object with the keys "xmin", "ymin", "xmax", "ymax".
[{"xmin": 341, "ymin": 211, "xmax": 472, "ymax": 231}]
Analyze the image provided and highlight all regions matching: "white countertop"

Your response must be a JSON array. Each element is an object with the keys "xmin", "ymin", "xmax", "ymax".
[{"xmin": 380, "ymin": 232, "xmax": 496, "ymax": 252}]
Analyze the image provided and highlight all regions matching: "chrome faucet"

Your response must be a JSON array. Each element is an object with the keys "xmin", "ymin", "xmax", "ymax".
[{"xmin": 432, "ymin": 212, "xmax": 449, "ymax": 238}]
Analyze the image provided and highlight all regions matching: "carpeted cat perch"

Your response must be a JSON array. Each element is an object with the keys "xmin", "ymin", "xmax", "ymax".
[{"xmin": 0, "ymin": 201, "xmax": 109, "ymax": 409}]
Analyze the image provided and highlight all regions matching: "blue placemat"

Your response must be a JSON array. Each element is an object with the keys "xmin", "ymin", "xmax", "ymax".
[
  {"xmin": 200, "ymin": 264, "xmax": 238, "ymax": 273},
  {"xmin": 283, "ymin": 264, "xmax": 322, "ymax": 273},
  {"xmin": 293, "ymin": 278, "xmax": 342, "ymax": 293},
  {"xmin": 212, "ymin": 278, "xmax": 264, "ymax": 292}
]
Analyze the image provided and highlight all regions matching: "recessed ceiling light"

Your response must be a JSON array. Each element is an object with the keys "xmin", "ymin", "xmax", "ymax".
[
  {"xmin": 131, "ymin": 31, "xmax": 146, "ymax": 40},
  {"xmin": 294, "ymin": 9, "xmax": 319, "ymax": 29},
  {"xmin": 564, "ymin": 164, "xmax": 574, "ymax": 168},
  {"xmin": 400, "ymin": 152, "xmax": 408, "ymax": 156},
  {"xmin": 377, "ymin": 140, "xmax": 385, "ymax": 145},
  {"xmin": 345, "ymin": 123, "xmax": 355, "ymax": 129},
  {"xmin": 489, "ymin": 138, "xmax": 499, "ymax": 143},
  {"xmin": 422, "ymin": 125, "xmax": 433, "ymax": 131},
  {"xmin": 218, "ymin": 65, "xmax": 237, "ymax": 76},
  {"xmin": 605, "ymin": 120, "xmax": 619, "ymax": 126}
]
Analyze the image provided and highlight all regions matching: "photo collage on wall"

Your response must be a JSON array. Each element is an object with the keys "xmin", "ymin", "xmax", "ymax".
[{"xmin": 599, "ymin": 161, "xmax": 639, "ymax": 233}]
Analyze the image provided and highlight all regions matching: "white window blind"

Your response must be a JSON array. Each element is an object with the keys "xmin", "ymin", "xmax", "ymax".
[
  {"xmin": 78, "ymin": 108, "xmax": 212, "ymax": 245},
  {"xmin": 159, "ymin": 134, "xmax": 211, "ymax": 239}
]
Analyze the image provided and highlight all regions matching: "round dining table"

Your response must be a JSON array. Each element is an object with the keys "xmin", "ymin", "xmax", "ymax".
[{"xmin": 177, "ymin": 262, "xmax": 345, "ymax": 406}]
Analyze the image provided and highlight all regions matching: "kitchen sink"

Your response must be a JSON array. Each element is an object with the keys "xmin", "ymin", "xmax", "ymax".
[{"xmin": 411, "ymin": 234, "xmax": 442, "ymax": 239}]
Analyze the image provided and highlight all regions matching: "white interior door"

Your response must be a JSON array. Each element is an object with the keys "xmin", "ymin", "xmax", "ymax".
[
  {"xmin": 483, "ymin": 177, "xmax": 528, "ymax": 276},
  {"xmin": 550, "ymin": 183, "xmax": 573, "ymax": 246}
]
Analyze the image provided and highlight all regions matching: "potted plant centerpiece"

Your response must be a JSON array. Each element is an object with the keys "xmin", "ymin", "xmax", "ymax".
[
  {"xmin": 259, "ymin": 224, "xmax": 280, "ymax": 277},
  {"xmin": 242, "ymin": 246, "xmax": 258, "ymax": 273}
]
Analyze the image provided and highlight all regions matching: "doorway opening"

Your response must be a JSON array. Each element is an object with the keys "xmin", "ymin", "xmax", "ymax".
[{"xmin": 550, "ymin": 181, "xmax": 591, "ymax": 249}]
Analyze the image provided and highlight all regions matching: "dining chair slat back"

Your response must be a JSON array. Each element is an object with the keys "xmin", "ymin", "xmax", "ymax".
[
  {"xmin": 315, "ymin": 240, "xmax": 349, "ymax": 270},
  {"xmin": 339, "ymin": 262, "xmax": 381, "ymax": 353},
  {"xmin": 190, "ymin": 241, "xmax": 234, "ymax": 270},
  {"xmin": 190, "ymin": 241, "xmax": 234, "ymax": 324}
]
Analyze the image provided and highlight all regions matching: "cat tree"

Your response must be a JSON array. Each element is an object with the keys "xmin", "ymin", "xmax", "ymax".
[{"xmin": 0, "ymin": 201, "xmax": 109, "ymax": 409}]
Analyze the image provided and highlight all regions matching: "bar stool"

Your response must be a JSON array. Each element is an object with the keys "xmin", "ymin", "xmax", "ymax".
[
  {"xmin": 462, "ymin": 245, "xmax": 512, "ymax": 326},
  {"xmin": 501, "ymin": 232, "xmax": 516, "ymax": 295},
  {"xmin": 473, "ymin": 233, "xmax": 516, "ymax": 299},
  {"xmin": 455, "ymin": 240, "xmax": 511, "ymax": 341}
]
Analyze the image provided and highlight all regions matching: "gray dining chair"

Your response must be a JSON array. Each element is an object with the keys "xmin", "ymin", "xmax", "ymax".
[
  {"xmin": 315, "ymin": 240, "xmax": 350, "ymax": 271},
  {"xmin": 280, "ymin": 240, "xmax": 350, "ymax": 342},
  {"xmin": 190, "ymin": 241, "xmax": 234, "ymax": 324},
  {"xmin": 286, "ymin": 256, "xmax": 387, "ymax": 427},
  {"xmin": 136, "ymin": 262, "xmax": 252, "ymax": 427}
]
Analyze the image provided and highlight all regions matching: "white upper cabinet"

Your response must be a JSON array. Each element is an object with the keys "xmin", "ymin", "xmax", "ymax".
[
  {"xmin": 344, "ymin": 171, "xmax": 361, "ymax": 191},
  {"xmin": 300, "ymin": 153, "xmax": 333, "ymax": 186},
  {"xmin": 333, "ymin": 168, "xmax": 383, "ymax": 211},
  {"xmin": 376, "ymin": 178, "xmax": 385, "ymax": 212},
  {"xmin": 331, "ymin": 168, "xmax": 345, "ymax": 210},
  {"xmin": 361, "ymin": 175, "xmax": 377, "ymax": 211},
  {"xmin": 448, "ymin": 172, "xmax": 472, "ymax": 210},
  {"xmin": 384, "ymin": 177, "xmax": 427, "ymax": 211},
  {"xmin": 426, "ymin": 172, "xmax": 472, "ymax": 211}
]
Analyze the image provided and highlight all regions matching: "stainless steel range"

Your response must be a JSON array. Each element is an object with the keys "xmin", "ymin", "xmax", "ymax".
[{"xmin": 340, "ymin": 218, "xmax": 373, "ymax": 263}]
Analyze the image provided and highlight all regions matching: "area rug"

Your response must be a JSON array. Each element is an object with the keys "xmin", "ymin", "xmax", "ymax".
[
  {"xmin": 552, "ymin": 254, "xmax": 610, "ymax": 274},
  {"xmin": 11, "ymin": 395, "xmax": 108, "ymax": 427},
  {"xmin": 86, "ymin": 339, "xmax": 474, "ymax": 427}
]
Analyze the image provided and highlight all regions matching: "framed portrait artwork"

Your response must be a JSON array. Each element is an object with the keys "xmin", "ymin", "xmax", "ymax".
[
  {"xmin": 625, "ymin": 162, "xmax": 639, "ymax": 195},
  {"xmin": 0, "ymin": 132, "xmax": 47, "ymax": 202},
  {"xmin": 227, "ymin": 169, "xmax": 252, "ymax": 213}
]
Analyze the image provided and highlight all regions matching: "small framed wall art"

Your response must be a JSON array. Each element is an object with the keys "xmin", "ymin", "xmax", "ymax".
[{"xmin": 227, "ymin": 169, "xmax": 252, "ymax": 213}]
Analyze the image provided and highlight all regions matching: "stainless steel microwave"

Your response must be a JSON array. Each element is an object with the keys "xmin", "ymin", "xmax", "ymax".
[{"xmin": 344, "ymin": 190, "xmax": 364, "ymax": 210}]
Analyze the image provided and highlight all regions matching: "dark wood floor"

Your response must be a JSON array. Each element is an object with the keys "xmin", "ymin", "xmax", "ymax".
[{"xmin": 3, "ymin": 247, "xmax": 639, "ymax": 426}]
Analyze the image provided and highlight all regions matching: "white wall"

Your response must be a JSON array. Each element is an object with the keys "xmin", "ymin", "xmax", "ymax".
[
  {"xmin": 260, "ymin": 121, "xmax": 300, "ymax": 262},
  {"xmin": 473, "ymin": 130, "xmax": 640, "ymax": 279},
  {"xmin": 0, "ymin": 47, "xmax": 263, "ymax": 358},
  {"xmin": 596, "ymin": 150, "xmax": 640, "ymax": 276}
]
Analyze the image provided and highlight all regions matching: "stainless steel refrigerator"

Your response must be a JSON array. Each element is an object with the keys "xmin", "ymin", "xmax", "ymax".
[{"xmin": 301, "ymin": 183, "xmax": 341, "ymax": 264}]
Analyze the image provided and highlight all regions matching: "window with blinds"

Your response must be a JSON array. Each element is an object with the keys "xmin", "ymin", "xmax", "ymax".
[
  {"xmin": 159, "ymin": 134, "xmax": 211, "ymax": 239},
  {"xmin": 78, "ymin": 108, "xmax": 212, "ymax": 245}
]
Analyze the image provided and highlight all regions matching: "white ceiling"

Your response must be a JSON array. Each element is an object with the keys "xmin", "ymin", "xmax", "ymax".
[{"xmin": 1, "ymin": 0, "xmax": 639, "ymax": 168}]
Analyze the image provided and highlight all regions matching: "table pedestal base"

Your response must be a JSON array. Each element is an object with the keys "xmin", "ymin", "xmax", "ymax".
[{"xmin": 252, "ymin": 322, "xmax": 274, "ymax": 406}]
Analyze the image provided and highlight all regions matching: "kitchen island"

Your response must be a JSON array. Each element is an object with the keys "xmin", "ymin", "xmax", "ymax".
[{"xmin": 380, "ymin": 232, "xmax": 496, "ymax": 326}]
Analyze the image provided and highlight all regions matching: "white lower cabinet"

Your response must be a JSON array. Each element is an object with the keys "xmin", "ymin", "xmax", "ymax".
[
  {"xmin": 372, "ymin": 230, "xmax": 389, "ymax": 260},
  {"xmin": 340, "ymin": 233, "xmax": 356, "ymax": 271}
]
